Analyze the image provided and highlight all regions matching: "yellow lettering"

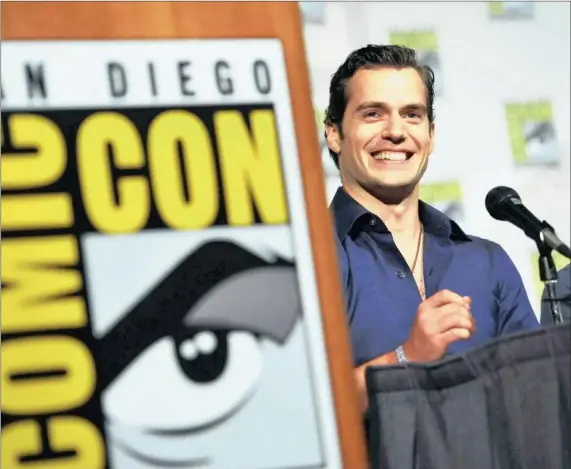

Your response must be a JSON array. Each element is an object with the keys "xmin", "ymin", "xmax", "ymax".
[
  {"xmin": 148, "ymin": 110, "xmax": 218, "ymax": 229},
  {"xmin": 2, "ymin": 194, "xmax": 74, "ymax": 231},
  {"xmin": 1, "ymin": 336, "xmax": 96, "ymax": 415},
  {"xmin": 214, "ymin": 109, "xmax": 288, "ymax": 225},
  {"xmin": 2, "ymin": 417, "xmax": 105, "ymax": 469},
  {"xmin": 77, "ymin": 112, "xmax": 150, "ymax": 233},
  {"xmin": 1, "ymin": 114, "xmax": 66, "ymax": 190},
  {"xmin": 1, "ymin": 420, "xmax": 43, "ymax": 469},
  {"xmin": 1, "ymin": 236, "xmax": 86, "ymax": 334}
]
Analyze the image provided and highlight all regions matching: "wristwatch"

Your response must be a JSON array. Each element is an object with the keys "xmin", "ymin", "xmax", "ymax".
[{"xmin": 395, "ymin": 345, "xmax": 409, "ymax": 363}]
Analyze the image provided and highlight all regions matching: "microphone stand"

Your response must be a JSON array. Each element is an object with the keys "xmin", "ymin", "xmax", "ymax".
[{"xmin": 536, "ymin": 241, "xmax": 563, "ymax": 325}]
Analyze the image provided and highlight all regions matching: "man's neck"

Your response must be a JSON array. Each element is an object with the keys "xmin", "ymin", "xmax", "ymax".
[{"xmin": 343, "ymin": 183, "xmax": 421, "ymax": 235}]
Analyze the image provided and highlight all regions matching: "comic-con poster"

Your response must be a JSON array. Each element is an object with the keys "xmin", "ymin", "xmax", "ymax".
[{"xmin": 1, "ymin": 39, "xmax": 343, "ymax": 469}]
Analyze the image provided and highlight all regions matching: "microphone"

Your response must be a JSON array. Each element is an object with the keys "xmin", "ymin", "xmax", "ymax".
[{"xmin": 485, "ymin": 186, "xmax": 571, "ymax": 259}]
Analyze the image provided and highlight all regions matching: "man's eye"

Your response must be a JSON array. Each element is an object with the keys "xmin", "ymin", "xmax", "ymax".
[
  {"xmin": 406, "ymin": 112, "xmax": 422, "ymax": 119},
  {"xmin": 364, "ymin": 111, "xmax": 381, "ymax": 118}
]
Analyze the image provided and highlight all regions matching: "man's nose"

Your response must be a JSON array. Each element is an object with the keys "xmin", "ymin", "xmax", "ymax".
[{"xmin": 381, "ymin": 117, "xmax": 406, "ymax": 143}]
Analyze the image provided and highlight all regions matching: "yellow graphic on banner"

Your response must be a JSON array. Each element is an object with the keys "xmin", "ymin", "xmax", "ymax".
[
  {"xmin": 1, "ymin": 105, "xmax": 288, "ymax": 469},
  {"xmin": 314, "ymin": 108, "xmax": 325, "ymax": 134},
  {"xmin": 489, "ymin": 2, "xmax": 534, "ymax": 19},
  {"xmin": 214, "ymin": 110, "xmax": 287, "ymax": 226},
  {"xmin": 505, "ymin": 101, "xmax": 559, "ymax": 166},
  {"xmin": 1, "ymin": 236, "xmax": 86, "ymax": 334},
  {"xmin": 419, "ymin": 180, "xmax": 462, "ymax": 204},
  {"xmin": 2, "ymin": 417, "xmax": 105, "ymax": 469},
  {"xmin": 419, "ymin": 180, "xmax": 464, "ymax": 221},
  {"xmin": 389, "ymin": 30, "xmax": 438, "ymax": 52},
  {"xmin": 489, "ymin": 2, "xmax": 505, "ymax": 16},
  {"xmin": 74, "ymin": 109, "xmax": 286, "ymax": 233},
  {"xmin": 314, "ymin": 108, "xmax": 326, "ymax": 150},
  {"xmin": 314, "ymin": 106, "xmax": 340, "ymax": 176},
  {"xmin": 2, "ymin": 110, "xmax": 287, "ymax": 235},
  {"xmin": 389, "ymin": 30, "xmax": 443, "ymax": 96},
  {"xmin": 1, "ymin": 114, "xmax": 105, "ymax": 468}
]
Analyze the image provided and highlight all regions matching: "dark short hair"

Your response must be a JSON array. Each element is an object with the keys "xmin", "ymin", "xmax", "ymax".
[{"xmin": 324, "ymin": 44, "xmax": 436, "ymax": 168}]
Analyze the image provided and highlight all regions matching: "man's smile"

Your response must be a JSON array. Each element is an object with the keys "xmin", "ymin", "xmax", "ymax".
[{"xmin": 370, "ymin": 150, "xmax": 414, "ymax": 161}]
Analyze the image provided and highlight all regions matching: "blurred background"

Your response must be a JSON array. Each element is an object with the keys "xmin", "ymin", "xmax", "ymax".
[
  {"xmin": 299, "ymin": 1, "xmax": 571, "ymax": 316},
  {"xmin": 1, "ymin": 4, "xmax": 569, "ymax": 469}
]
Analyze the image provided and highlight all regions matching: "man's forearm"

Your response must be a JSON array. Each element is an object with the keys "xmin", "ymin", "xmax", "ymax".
[{"xmin": 354, "ymin": 350, "xmax": 399, "ymax": 412}]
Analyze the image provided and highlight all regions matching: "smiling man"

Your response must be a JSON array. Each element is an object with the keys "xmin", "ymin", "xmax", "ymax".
[{"xmin": 325, "ymin": 44, "xmax": 540, "ymax": 409}]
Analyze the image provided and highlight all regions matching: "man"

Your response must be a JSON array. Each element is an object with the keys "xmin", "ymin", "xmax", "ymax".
[
  {"xmin": 541, "ymin": 263, "xmax": 571, "ymax": 325},
  {"xmin": 324, "ymin": 44, "xmax": 540, "ymax": 409}
]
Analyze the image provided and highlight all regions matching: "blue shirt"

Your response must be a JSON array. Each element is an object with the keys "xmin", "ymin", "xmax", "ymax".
[{"xmin": 330, "ymin": 187, "xmax": 540, "ymax": 367}]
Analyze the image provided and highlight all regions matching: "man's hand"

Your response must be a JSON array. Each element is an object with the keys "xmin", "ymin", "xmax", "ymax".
[{"xmin": 402, "ymin": 289, "xmax": 475, "ymax": 362}]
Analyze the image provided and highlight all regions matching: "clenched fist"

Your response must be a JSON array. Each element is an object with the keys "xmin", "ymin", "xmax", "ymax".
[{"xmin": 402, "ymin": 289, "xmax": 475, "ymax": 362}]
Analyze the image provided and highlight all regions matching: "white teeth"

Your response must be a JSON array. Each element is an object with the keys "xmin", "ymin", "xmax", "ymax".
[{"xmin": 373, "ymin": 151, "xmax": 408, "ymax": 161}]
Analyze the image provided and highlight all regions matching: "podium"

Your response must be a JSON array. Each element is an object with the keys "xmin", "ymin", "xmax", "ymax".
[
  {"xmin": 365, "ymin": 324, "xmax": 571, "ymax": 469},
  {"xmin": 1, "ymin": 3, "xmax": 367, "ymax": 469}
]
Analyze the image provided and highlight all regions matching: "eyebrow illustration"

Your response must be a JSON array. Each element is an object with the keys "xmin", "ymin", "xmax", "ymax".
[{"xmin": 95, "ymin": 240, "xmax": 299, "ymax": 390}]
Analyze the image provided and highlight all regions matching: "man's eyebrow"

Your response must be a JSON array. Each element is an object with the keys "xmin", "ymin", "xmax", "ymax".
[
  {"xmin": 401, "ymin": 103, "xmax": 428, "ymax": 114},
  {"xmin": 354, "ymin": 101, "xmax": 387, "ymax": 113},
  {"xmin": 354, "ymin": 101, "xmax": 427, "ymax": 114}
]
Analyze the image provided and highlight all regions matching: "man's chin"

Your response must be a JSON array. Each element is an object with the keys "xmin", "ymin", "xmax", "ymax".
[{"xmin": 365, "ymin": 180, "xmax": 418, "ymax": 204}]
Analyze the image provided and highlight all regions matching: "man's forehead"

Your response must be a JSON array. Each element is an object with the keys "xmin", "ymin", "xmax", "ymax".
[{"xmin": 346, "ymin": 67, "xmax": 426, "ymax": 108}]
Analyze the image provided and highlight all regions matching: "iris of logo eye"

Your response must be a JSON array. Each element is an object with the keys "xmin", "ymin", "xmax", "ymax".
[{"xmin": 174, "ymin": 330, "xmax": 229, "ymax": 383}]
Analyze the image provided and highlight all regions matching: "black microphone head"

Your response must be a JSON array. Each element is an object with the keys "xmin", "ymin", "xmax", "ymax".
[{"xmin": 485, "ymin": 186, "xmax": 521, "ymax": 221}]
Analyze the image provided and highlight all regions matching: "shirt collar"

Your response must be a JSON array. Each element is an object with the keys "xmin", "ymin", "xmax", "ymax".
[{"xmin": 329, "ymin": 186, "xmax": 471, "ymax": 242}]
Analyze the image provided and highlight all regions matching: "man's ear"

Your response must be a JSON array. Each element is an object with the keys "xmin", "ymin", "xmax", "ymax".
[
  {"xmin": 428, "ymin": 121, "xmax": 436, "ymax": 155},
  {"xmin": 325, "ymin": 121, "xmax": 341, "ymax": 154}
]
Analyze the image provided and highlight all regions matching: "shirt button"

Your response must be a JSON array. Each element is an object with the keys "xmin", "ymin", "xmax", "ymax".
[
  {"xmin": 395, "ymin": 271, "xmax": 406, "ymax": 279},
  {"xmin": 369, "ymin": 217, "xmax": 377, "ymax": 226}
]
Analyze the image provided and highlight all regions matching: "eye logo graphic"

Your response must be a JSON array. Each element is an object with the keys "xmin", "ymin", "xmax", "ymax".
[{"xmin": 94, "ymin": 240, "xmax": 300, "ymax": 468}]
